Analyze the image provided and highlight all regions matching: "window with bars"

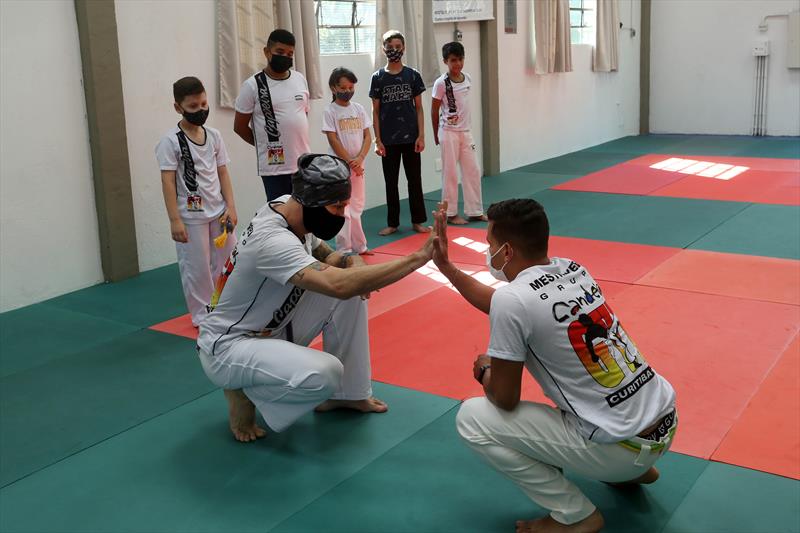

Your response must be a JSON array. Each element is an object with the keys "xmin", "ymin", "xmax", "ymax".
[
  {"xmin": 569, "ymin": 0, "xmax": 596, "ymax": 45},
  {"xmin": 315, "ymin": 0, "xmax": 376, "ymax": 55}
]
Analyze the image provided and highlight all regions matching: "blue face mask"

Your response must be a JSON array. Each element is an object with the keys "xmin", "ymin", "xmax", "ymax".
[{"xmin": 335, "ymin": 91, "xmax": 354, "ymax": 102}]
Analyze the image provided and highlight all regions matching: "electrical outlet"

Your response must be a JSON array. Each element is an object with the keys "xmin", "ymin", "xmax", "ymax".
[{"xmin": 435, "ymin": 158, "xmax": 442, "ymax": 171}]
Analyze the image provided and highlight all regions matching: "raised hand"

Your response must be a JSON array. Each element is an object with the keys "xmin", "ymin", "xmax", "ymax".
[{"xmin": 432, "ymin": 201, "xmax": 450, "ymax": 269}]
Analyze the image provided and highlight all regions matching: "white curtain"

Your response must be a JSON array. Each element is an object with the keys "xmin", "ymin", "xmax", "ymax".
[
  {"xmin": 373, "ymin": 0, "xmax": 440, "ymax": 86},
  {"xmin": 593, "ymin": 0, "xmax": 619, "ymax": 72},
  {"xmin": 217, "ymin": 0, "xmax": 323, "ymax": 109},
  {"xmin": 531, "ymin": 0, "xmax": 572, "ymax": 74}
]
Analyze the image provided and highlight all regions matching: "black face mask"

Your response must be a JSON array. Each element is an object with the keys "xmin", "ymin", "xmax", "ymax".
[
  {"xmin": 181, "ymin": 107, "xmax": 209, "ymax": 126},
  {"xmin": 303, "ymin": 205, "xmax": 345, "ymax": 240},
  {"xmin": 270, "ymin": 54, "xmax": 293, "ymax": 73}
]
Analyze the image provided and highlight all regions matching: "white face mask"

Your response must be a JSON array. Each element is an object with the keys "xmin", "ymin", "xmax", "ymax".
[{"xmin": 486, "ymin": 243, "xmax": 509, "ymax": 282}]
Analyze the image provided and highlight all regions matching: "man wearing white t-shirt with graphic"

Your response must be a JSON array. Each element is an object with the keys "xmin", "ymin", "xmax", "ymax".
[
  {"xmin": 198, "ymin": 154, "xmax": 435, "ymax": 442},
  {"xmin": 431, "ymin": 199, "xmax": 677, "ymax": 533},
  {"xmin": 234, "ymin": 29, "xmax": 310, "ymax": 200}
]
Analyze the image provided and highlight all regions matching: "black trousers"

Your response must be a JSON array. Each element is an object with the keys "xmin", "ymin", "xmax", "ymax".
[
  {"xmin": 261, "ymin": 173, "xmax": 293, "ymax": 201},
  {"xmin": 381, "ymin": 143, "xmax": 427, "ymax": 227}
]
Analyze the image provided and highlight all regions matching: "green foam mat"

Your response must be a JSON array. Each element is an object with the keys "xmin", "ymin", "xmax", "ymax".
[
  {"xmin": 531, "ymin": 189, "xmax": 750, "ymax": 248},
  {"xmin": 582, "ymin": 135, "xmax": 800, "ymax": 159},
  {"xmin": 0, "ymin": 383, "xmax": 458, "ymax": 533},
  {"xmin": 422, "ymin": 171, "xmax": 580, "ymax": 205},
  {"xmin": 0, "ymin": 329, "xmax": 212, "ymax": 486},
  {"xmin": 663, "ymin": 462, "xmax": 800, "ymax": 532},
  {"xmin": 517, "ymin": 151, "xmax": 636, "ymax": 175},
  {"xmin": 273, "ymin": 408, "xmax": 709, "ymax": 533},
  {"xmin": 738, "ymin": 137, "xmax": 800, "ymax": 159},
  {"xmin": 44, "ymin": 263, "xmax": 187, "ymax": 328},
  {"xmin": 689, "ymin": 204, "xmax": 800, "ymax": 260},
  {"xmin": 582, "ymin": 135, "xmax": 692, "ymax": 155},
  {"xmin": 0, "ymin": 303, "xmax": 139, "ymax": 377}
]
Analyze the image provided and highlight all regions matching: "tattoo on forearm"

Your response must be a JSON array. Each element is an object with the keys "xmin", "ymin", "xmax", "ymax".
[
  {"xmin": 313, "ymin": 242, "xmax": 334, "ymax": 262},
  {"xmin": 290, "ymin": 261, "xmax": 329, "ymax": 285}
]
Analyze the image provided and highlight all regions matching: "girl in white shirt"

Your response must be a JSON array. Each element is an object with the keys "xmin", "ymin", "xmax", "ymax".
[{"xmin": 321, "ymin": 67, "xmax": 373, "ymax": 255}]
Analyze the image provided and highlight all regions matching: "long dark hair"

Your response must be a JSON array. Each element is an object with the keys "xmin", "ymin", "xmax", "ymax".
[{"xmin": 328, "ymin": 67, "xmax": 358, "ymax": 102}]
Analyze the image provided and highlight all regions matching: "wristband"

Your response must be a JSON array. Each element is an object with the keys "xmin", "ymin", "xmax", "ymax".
[{"xmin": 477, "ymin": 364, "xmax": 491, "ymax": 384}]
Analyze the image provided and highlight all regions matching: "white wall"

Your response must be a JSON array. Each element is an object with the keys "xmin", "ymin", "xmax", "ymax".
[
  {"xmin": 651, "ymin": 0, "xmax": 800, "ymax": 136},
  {"xmin": 0, "ymin": 0, "xmax": 103, "ymax": 312},
  {"xmin": 115, "ymin": 0, "xmax": 482, "ymax": 272},
  {"xmin": 496, "ymin": 0, "xmax": 642, "ymax": 171}
]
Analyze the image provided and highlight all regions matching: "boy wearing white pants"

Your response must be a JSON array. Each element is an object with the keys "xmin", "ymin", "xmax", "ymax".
[
  {"xmin": 156, "ymin": 76, "xmax": 238, "ymax": 327},
  {"xmin": 430, "ymin": 199, "xmax": 677, "ymax": 533},
  {"xmin": 431, "ymin": 42, "xmax": 486, "ymax": 225},
  {"xmin": 198, "ymin": 154, "xmax": 435, "ymax": 442}
]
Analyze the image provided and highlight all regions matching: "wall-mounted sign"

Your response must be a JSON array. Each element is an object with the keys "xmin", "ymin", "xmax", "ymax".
[{"xmin": 433, "ymin": 0, "xmax": 494, "ymax": 23}]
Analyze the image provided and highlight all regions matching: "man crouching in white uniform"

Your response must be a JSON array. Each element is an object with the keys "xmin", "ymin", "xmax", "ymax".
[
  {"xmin": 197, "ymin": 153, "xmax": 434, "ymax": 441},
  {"xmin": 430, "ymin": 199, "xmax": 677, "ymax": 533}
]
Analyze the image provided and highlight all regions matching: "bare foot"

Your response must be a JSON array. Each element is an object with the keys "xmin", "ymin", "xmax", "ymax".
[
  {"xmin": 314, "ymin": 397, "xmax": 389, "ymax": 413},
  {"xmin": 224, "ymin": 389, "xmax": 267, "ymax": 443},
  {"xmin": 606, "ymin": 466, "xmax": 659, "ymax": 487},
  {"xmin": 468, "ymin": 214, "xmax": 488, "ymax": 222},
  {"xmin": 378, "ymin": 226, "xmax": 398, "ymax": 236},
  {"xmin": 412, "ymin": 223, "xmax": 431, "ymax": 233},
  {"xmin": 359, "ymin": 249, "xmax": 375, "ymax": 256},
  {"xmin": 448, "ymin": 215, "xmax": 469, "ymax": 225},
  {"xmin": 516, "ymin": 509, "xmax": 604, "ymax": 533}
]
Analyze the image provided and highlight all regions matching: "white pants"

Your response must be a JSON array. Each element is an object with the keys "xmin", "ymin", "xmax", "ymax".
[
  {"xmin": 440, "ymin": 130, "xmax": 483, "ymax": 217},
  {"xmin": 176, "ymin": 219, "xmax": 236, "ymax": 326},
  {"xmin": 456, "ymin": 398, "xmax": 674, "ymax": 525},
  {"xmin": 198, "ymin": 291, "xmax": 372, "ymax": 432},
  {"xmin": 336, "ymin": 171, "xmax": 367, "ymax": 253}
]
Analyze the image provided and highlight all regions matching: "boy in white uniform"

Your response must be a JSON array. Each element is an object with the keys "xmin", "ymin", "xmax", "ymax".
[
  {"xmin": 431, "ymin": 42, "xmax": 486, "ymax": 225},
  {"xmin": 430, "ymin": 199, "xmax": 677, "ymax": 533},
  {"xmin": 322, "ymin": 67, "xmax": 372, "ymax": 254},
  {"xmin": 156, "ymin": 76, "xmax": 238, "ymax": 327},
  {"xmin": 198, "ymin": 154, "xmax": 435, "ymax": 442},
  {"xmin": 233, "ymin": 29, "xmax": 310, "ymax": 200}
]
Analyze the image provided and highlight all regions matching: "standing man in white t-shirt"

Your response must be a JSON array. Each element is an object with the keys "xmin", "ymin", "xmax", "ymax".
[
  {"xmin": 431, "ymin": 42, "xmax": 486, "ymax": 225},
  {"xmin": 430, "ymin": 199, "xmax": 677, "ymax": 533},
  {"xmin": 233, "ymin": 29, "xmax": 310, "ymax": 200},
  {"xmin": 198, "ymin": 154, "xmax": 435, "ymax": 442}
]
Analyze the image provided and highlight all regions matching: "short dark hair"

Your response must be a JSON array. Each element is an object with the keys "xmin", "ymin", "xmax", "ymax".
[
  {"xmin": 328, "ymin": 67, "xmax": 358, "ymax": 101},
  {"xmin": 267, "ymin": 29, "xmax": 295, "ymax": 48},
  {"xmin": 382, "ymin": 30, "xmax": 405, "ymax": 46},
  {"xmin": 487, "ymin": 199, "xmax": 550, "ymax": 258},
  {"xmin": 173, "ymin": 76, "xmax": 205, "ymax": 103},
  {"xmin": 442, "ymin": 41, "xmax": 464, "ymax": 59}
]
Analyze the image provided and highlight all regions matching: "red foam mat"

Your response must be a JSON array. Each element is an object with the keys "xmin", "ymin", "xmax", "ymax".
[
  {"xmin": 609, "ymin": 285, "xmax": 799, "ymax": 459},
  {"xmin": 553, "ymin": 164, "xmax": 686, "ymax": 195},
  {"xmin": 651, "ymin": 169, "xmax": 800, "ymax": 205},
  {"xmin": 711, "ymin": 335, "xmax": 800, "ymax": 479},
  {"xmin": 373, "ymin": 227, "xmax": 680, "ymax": 284},
  {"xmin": 372, "ymin": 227, "xmax": 490, "ymax": 266},
  {"xmin": 552, "ymin": 154, "xmax": 800, "ymax": 205},
  {"xmin": 637, "ymin": 250, "xmax": 800, "ymax": 306},
  {"xmin": 150, "ymin": 313, "xmax": 198, "ymax": 340},
  {"xmin": 361, "ymin": 252, "xmax": 486, "ymax": 319},
  {"xmin": 627, "ymin": 153, "xmax": 800, "ymax": 173}
]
